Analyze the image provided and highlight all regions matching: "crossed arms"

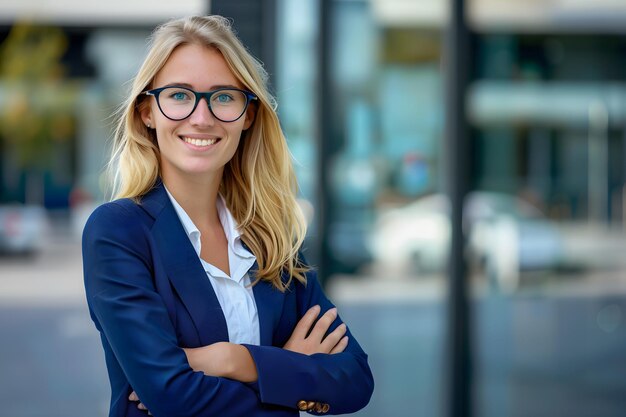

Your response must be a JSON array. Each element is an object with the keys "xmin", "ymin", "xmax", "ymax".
[{"xmin": 131, "ymin": 305, "xmax": 349, "ymax": 414}]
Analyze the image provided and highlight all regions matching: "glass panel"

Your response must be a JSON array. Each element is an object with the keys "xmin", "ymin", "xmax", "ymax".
[
  {"xmin": 276, "ymin": 0, "xmax": 319, "ymax": 234},
  {"xmin": 278, "ymin": 1, "xmax": 447, "ymax": 415},
  {"xmin": 468, "ymin": 2, "xmax": 626, "ymax": 415}
]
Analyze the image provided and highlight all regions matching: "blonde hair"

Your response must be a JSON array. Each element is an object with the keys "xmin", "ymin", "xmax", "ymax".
[{"xmin": 109, "ymin": 15, "xmax": 308, "ymax": 290}]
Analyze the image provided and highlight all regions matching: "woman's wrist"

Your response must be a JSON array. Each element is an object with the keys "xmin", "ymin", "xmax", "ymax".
[
  {"xmin": 226, "ymin": 344, "xmax": 258, "ymax": 383},
  {"xmin": 183, "ymin": 343, "xmax": 258, "ymax": 383}
]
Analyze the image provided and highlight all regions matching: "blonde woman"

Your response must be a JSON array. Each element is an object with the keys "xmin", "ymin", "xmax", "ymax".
[{"xmin": 82, "ymin": 15, "xmax": 373, "ymax": 417}]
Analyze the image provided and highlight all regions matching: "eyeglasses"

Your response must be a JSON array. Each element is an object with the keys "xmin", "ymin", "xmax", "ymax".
[{"xmin": 141, "ymin": 86, "xmax": 258, "ymax": 122}]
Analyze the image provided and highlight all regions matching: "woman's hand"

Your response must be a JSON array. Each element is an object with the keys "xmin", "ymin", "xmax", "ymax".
[{"xmin": 283, "ymin": 305, "xmax": 349, "ymax": 355}]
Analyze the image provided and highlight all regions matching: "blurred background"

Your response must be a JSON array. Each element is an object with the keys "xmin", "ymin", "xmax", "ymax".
[{"xmin": 1, "ymin": 0, "xmax": 626, "ymax": 416}]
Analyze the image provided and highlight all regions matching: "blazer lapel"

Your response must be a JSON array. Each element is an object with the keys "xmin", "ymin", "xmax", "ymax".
[
  {"xmin": 146, "ymin": 184, "xmax": 229, "ymax": 346},
  {"xmin": 142, "ymin": 181, "xmax": 284, "ymax": 348}
]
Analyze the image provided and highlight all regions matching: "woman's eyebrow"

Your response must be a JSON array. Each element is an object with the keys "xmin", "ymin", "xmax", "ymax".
[
  {"xmin": 162, "ymin": 82, "xmax": 194, "ymax": 88},
  {"xmin": 161, "ymin": 82, "xmax": 241, "ymax": 90}
]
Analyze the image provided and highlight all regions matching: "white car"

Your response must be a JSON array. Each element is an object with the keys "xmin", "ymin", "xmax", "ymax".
[
  {"xmin": 0, "ymin": 204, "xmax": 48, "ymax": 255},
  {"xmin": 367, "ymin": 192, "xmax": 563, "ymax": 290}
]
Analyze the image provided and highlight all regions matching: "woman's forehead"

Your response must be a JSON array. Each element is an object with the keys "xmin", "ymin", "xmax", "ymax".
[{"xmin": 153, "ymin": 43, "xmax": 243, "ymax": 89}]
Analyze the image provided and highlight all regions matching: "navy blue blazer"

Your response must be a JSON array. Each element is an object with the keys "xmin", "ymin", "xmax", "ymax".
[{"xmin": 82, "ymin": 181, "xmax": 374, "ymax": 417}]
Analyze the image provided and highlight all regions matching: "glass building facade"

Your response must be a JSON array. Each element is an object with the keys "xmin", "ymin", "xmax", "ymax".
[{"xmin": 276, "ymin": 1, "xmax": 626, "ymax": 416}]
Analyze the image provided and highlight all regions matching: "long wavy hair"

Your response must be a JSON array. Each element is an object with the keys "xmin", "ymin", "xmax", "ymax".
[{"xmin": 108, "ymin": 15, "xmax": 308, "ymax": 290}]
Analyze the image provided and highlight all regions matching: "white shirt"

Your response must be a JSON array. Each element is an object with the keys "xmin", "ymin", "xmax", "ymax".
[{"xmin": 165, "ymin": 187, "xmax": 260, "ymax": 346}]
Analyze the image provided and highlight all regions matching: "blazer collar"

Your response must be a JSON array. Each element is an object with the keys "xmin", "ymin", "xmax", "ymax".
[{"xmin": 138, "ymin": 179, "xmax": 168, "ymax": 220}]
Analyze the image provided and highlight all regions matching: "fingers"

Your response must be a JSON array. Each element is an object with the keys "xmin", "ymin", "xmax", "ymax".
[
  {"xmin": 320, "ymin": 322, "xmax": 347, "ymax": 352},
  {"xmin": 291, "ymin": 304, "xmax": 321, "ymax": 340},
  {"xmin": 284, "ymin": 305, "xmax": 346, "ymax": 355},
  {"xmin": 309, "ymin": 307, "xmax": 337, "ymax": 341},
  {"xmin": 129, "ymin": 391, "xmax": 152, "ymax": 415},
  {"xmin": 330, "ymin": 335, "xmax": 349, "ymax": 354}
]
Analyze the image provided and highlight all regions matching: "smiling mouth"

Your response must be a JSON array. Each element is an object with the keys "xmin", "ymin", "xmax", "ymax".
[{"xmin": 180, "ymin": 136, "xmax": 221, "ymax": 147}]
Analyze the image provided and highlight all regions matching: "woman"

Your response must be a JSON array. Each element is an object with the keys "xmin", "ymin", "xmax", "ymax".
[{"xmin": 82, "ymin": 15, "xmax": 373, "ymax": 417}]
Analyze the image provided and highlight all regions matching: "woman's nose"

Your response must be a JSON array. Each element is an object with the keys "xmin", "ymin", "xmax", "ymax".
[{"xmin": 188, "ymin": 98, "xmax": 216, "ymax": 126}]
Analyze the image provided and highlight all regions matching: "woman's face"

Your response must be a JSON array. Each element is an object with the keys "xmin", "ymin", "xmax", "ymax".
[{"xmin": 141, "ymin": 43, "xmax": 255, "ymax": 184}]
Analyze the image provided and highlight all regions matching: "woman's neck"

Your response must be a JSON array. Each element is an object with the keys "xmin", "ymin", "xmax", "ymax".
[{"xmin": 162, "ymin": 169, "xmax": 223, "ymax": 230}]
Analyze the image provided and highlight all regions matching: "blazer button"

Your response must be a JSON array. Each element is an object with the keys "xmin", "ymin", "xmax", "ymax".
[
  {"xmin": 322, "ymin": 403, "xmax": 330, "ymax": 413},
  {"xmin": 314, "ymin": 402, "xmax": 323, "ymax": 413},
  {"xmin": 307, "ymin": 401, "xmax": 316, "ymax": 411},
  {"xmin": 297, "ymin": 400, "xmax": 308, "ymax": 411}
]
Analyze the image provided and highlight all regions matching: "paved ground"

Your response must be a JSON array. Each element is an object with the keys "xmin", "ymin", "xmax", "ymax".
[
  {"xmin": 0, "ymin": 228, "xmax": 109, "ymax": 417},
  {"xmin": 1, "ymin": 224, "xmax": 626, "ymax": 417}
]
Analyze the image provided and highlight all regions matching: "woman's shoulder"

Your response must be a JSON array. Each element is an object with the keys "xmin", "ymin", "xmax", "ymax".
[
  {"xmin": 89, "ymin": 198, "xmax": 144, "ymax": 221},
  {"xmin": 83, "ymin": 198, "xmax": 150, "ymax": 239}
]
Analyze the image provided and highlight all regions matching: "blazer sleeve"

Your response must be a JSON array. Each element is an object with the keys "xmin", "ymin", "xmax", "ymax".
[
  {"xmin": 242, "ymin": 264, "xmax": 374, "ymax": 415},
  {"xmin": 83, "ymin": 202, "xmax": 292, "ymax": 417}
]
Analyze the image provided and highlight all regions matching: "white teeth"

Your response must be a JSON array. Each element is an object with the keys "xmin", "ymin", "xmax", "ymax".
[{"xmin": 182, "ymin": 137, "xmax": 218, "ymax": 147}]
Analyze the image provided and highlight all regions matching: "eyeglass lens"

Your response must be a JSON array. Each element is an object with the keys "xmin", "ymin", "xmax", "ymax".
[{"xmin": 157, "ymin": 87, "xmax": 249, "ymax": 122}]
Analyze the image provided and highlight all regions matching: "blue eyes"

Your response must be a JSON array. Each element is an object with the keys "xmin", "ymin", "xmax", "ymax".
[
  {"xmin": 172, "ymin": 92, "xmax": 190, "ymax": 101},
  {"xmin": 214, "ymin": 93, "xmax": 234, "ymax": 104}
]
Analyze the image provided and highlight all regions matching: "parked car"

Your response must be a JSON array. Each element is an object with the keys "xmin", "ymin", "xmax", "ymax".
[
  {"xmin": 367, "ymin": 192, "xmax": 563, "ymax": 290},
  {"xmin": 0, "ymin": 204, "xmax": 48, "ymax": 255}
]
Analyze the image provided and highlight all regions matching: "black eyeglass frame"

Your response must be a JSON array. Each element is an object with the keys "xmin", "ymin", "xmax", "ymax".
[{"xmin": 141, "ymin": 86, "xmax": 258, "ymax": 122}]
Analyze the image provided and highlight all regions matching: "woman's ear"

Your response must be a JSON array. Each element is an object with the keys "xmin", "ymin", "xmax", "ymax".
[
  {"xmin": 139, "ymin": 102, "xmax": 153, "ymax": 129},
  {"xmin": 243, "ymin": 101, "xmax": 257, "ymax": 130}
]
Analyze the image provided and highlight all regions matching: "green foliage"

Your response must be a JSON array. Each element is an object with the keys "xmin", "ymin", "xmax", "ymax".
[
  {"xmin": 0, "ymin": 22, "xmax": 76, "ymax": 169},
  {"xmin": 0, "ymin": 22, "xmax": 67, "ymax": 82}
]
